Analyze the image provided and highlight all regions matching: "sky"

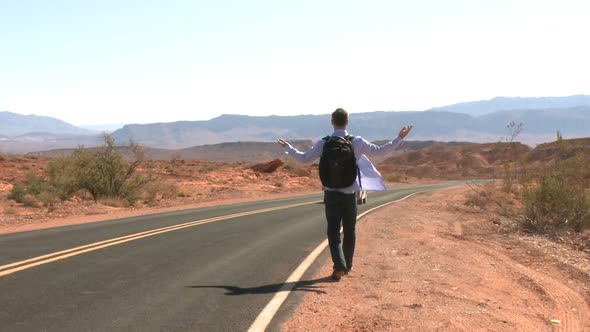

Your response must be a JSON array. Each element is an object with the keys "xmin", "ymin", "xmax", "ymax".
[{"xmin": 1, "ymin": 0, "xmax": 589, "ymax": 126}]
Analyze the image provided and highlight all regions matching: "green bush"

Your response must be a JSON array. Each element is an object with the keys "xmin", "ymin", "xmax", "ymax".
[
  {"xmin": 7, "ymin": 134, "xmax": 170, "ymax": 208},
  {"xmin": 8, "ymin": 182, "xmax": 28, "ymax": 203},
  {"xmin": 47, "ymin": 156, "xmax": 79, "ymax": 200},
  {"xmin": 8, "ymin": 172, "xmax": 53, "ymax": 207}
]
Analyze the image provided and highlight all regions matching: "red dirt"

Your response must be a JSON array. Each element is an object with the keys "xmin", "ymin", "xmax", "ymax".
[{"xmin": 282, "ymin": 186, "xmax": 590, "ymax": 331}]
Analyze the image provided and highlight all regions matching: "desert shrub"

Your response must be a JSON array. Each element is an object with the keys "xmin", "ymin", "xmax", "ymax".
[
  {"xmin": 509, "ymin": 136, "xmax": 590, "ymax": 233},
  {"xmin": 8, "ymin": 172, "xmax": 54, "ymax": 207},
  {"xmin": 20, "ymin": 194, "xmax": 39, "ymax": 207},
  {"xmin": 7, "ymin": 135, "xmax": 170, "ymax": 207},
  {"xmin": 521, "ymin": 164, "xmax": 590, "ymax": 233},
  {"xmin": 46, "ymin": 156, "xmax": 79, "ymax": 200},
  {"xmin": 8, "ymin": 182, "xmax": 28, "ymax": 203},
  {"xmin": 464, "ymin": 190, "xmax": 488, "ymax": 209},
  {"xmin": 64, "ymin": 134, "xmax": 156, "ymax": 204}
]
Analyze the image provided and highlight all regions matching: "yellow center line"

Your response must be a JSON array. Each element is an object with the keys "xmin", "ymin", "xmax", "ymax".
[{"xmin": 0, "ymin": 201, "xmax": 318, "ymax": 278}]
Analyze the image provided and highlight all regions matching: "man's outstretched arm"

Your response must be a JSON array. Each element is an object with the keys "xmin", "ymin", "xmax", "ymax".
[
  {"xmin": 277, "ymin": 138, "xmax": 323, "ymax": 164},
  {"xmin": 355, "ymin": 125, "xmax": 414, "ymax": 157}
]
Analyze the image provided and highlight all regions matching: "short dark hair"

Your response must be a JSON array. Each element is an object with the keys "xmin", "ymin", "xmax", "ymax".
[{"xmin": 332, "ymin": 108, "xmax": 348, "ymax": 127}]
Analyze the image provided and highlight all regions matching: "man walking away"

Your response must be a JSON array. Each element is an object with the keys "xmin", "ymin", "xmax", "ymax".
[{"xmin": 277, "ymin": 108, "xmax": 412, "ymax": 281}]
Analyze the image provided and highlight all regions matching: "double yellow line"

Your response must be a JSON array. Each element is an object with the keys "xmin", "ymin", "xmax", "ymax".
[{"xmin": 0, "ymin": 201, "xmax": 316, "ymax": 278}]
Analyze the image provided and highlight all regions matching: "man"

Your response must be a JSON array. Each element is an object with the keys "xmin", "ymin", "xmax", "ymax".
[{"xmin": 277, "ymin": 108, "xmax": 413, "ymax": 281}]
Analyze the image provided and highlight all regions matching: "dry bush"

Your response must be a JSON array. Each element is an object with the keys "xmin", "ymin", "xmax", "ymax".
[
  {"xmin": 20, "ymin": 194, "xmax": 40, "ymax": 208},
  {"xmin": 8, "ymin": 172, "xmax": 54, "ymax": 207},
  {"xmin": 464, "ymin": 190, "xmax": 488, "ymax": 210},
  {"xmin": 7, "ymin": 135, "xmax": 166, "ymax": 208},
  {"xmin": 521, "ymin": 158, "xmax": 590, "ymax": 233},
  {"xmin": 507, "ymin": 137, "xmax": 590, "ymax": 233}
]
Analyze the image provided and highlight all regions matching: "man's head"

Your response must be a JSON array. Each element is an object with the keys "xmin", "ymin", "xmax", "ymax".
[{"xmin": 331, "ymin": 108, "xmax": 349, "ymax": 129}]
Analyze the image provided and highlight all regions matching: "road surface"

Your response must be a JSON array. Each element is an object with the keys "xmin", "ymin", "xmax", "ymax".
[{"xmin": 0, "ymin": 182, "xmax": 465, "ymax": 331}]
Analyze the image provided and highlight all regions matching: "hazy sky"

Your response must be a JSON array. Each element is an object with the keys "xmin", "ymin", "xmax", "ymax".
[{"xmin": 1, "ymin": 0, "xmax": 589, "ymax": 126}]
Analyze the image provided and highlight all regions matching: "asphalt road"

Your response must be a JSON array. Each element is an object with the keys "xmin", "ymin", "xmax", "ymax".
[{"xmin": 0, "ymin": 181, "xmax": 466, "ymax": 331}]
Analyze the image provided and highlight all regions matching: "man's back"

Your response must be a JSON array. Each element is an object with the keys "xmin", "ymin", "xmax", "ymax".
[{"xmin": 319, "ymin": 135, "xmax": 358, "ymax": 189}]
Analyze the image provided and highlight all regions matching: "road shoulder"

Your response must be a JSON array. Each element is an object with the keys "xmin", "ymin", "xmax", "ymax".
[{"xmin": 281, "ymin": 186, "xmax": 590, "ymax": 331}]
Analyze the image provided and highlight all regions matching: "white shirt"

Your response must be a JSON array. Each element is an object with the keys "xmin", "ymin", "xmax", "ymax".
[{"xmin": 283, "ymin": 129, "xmax": 404, "ymax": 194}]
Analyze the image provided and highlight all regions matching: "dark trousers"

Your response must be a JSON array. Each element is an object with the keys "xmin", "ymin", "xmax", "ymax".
[{"xmin": 324, "ymin": 190, "xmax": 357, "ymax": 272}]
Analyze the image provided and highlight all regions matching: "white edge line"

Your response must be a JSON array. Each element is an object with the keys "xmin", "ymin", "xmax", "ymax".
[{"xmin": 247, "ymin": 190, "xmax": 429, "ymax": 332}]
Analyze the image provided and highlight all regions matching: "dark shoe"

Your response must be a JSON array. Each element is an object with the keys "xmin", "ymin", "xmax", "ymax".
[
  {"xmin": 331, "ymin": 270, "xmax": 345, "ymax": 281},
  {"xmin": 344, "ymin": 267, "xmax": 353, "ymax": 275}
]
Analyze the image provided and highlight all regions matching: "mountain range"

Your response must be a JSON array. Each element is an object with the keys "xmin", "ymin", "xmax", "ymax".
[
  {"xmin": 429, "ymin": 95, "xmax": 590, "ymax": 116},
  {"xmin": 1, "ymin": 95, "xmax": 589, "ymax": 153}
]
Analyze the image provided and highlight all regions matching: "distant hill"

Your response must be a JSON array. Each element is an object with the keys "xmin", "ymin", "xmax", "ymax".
[
  {"xmin": 79, "ymin": 123, "xmax": 125, "ymax": 132},
  {"xmin": 378, "ymin": 137, "xmax": 590, "ymax": 180},
  {"xmin": 32, "ymin": 140, "xmax": 469, "ymax": 163},
  {"xmin": 111, "ymin": 106, "xmax": 590, "ymax": 149},
  {"xmin": 3, "ymin": 95, "xmax": 590, "ymax": 153},
  {"xmin": 429, "ymin": 95, "xmax": 590, "ymax": 117},
  {"xmin": 0, "ymin": 133, "xmax": 102, "ymax": 154},
  {"xmin": 378, "ymin": 142, "xmax": 532, "ymax": 179},
  {"xmin": 0, "ymin": 111, "xmax": 94, "ymax": 137}
]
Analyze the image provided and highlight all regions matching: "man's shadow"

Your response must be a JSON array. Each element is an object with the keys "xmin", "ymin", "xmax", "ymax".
[{"xmin": 187, "ymin": 277, "xmax": 334, "ymax": 296}]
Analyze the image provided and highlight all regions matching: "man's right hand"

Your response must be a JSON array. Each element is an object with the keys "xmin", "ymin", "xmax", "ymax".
[
  {"xmin": 398, "ymin": 125, "xmax": 413, "ymax": 139},
  {"xmin": 277, "ymin": 138, "xmax": 288, "ymax": 147}
]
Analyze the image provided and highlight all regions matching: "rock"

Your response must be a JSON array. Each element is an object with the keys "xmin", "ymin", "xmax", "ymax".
[{"xmin": 250, "ymin": 159, "xmax": 284, "ymax": 173}]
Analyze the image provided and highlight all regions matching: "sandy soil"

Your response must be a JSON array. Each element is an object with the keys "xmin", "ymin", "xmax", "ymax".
[{"xmin": 282, "ymin": 186, "xmax": 590, "ymax": 331}]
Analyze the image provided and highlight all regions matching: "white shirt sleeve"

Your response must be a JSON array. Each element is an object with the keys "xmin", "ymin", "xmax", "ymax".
[
  {"xmin": 352, "ymin": 136, "xmax": 404, "ymax": 157},
  {"xmin": 284, "ymin": 139, "xmax": 325, "ymax": 164}
]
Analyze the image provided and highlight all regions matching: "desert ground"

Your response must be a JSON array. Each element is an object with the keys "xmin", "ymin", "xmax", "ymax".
[
  {"xmin": 282, "ymin": 186, "xmax": 590, "ymax": 331},
  {"xmin": 1, "ymin": 147, "xmax": 590, "ymax": 331}
]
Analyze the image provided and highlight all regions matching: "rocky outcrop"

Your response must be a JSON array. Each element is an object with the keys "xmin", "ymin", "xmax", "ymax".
[{"xmin": 250, "ymin": 159, "xmax": 284, "ymax": 173}]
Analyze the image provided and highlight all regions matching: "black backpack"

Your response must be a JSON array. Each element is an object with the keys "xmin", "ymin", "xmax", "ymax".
[{"xmin": 319, "ymin": 135, "xmax": 358, "ymax": 188}]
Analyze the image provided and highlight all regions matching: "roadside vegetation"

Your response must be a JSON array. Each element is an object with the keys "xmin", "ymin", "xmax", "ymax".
[
  {"xmin": 468, "ymin": 124, "xmax": 590, "ymax": 233},
  {"xmin": 8, "ymin": 134, "xmax": 177, "ymax": 209}
]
